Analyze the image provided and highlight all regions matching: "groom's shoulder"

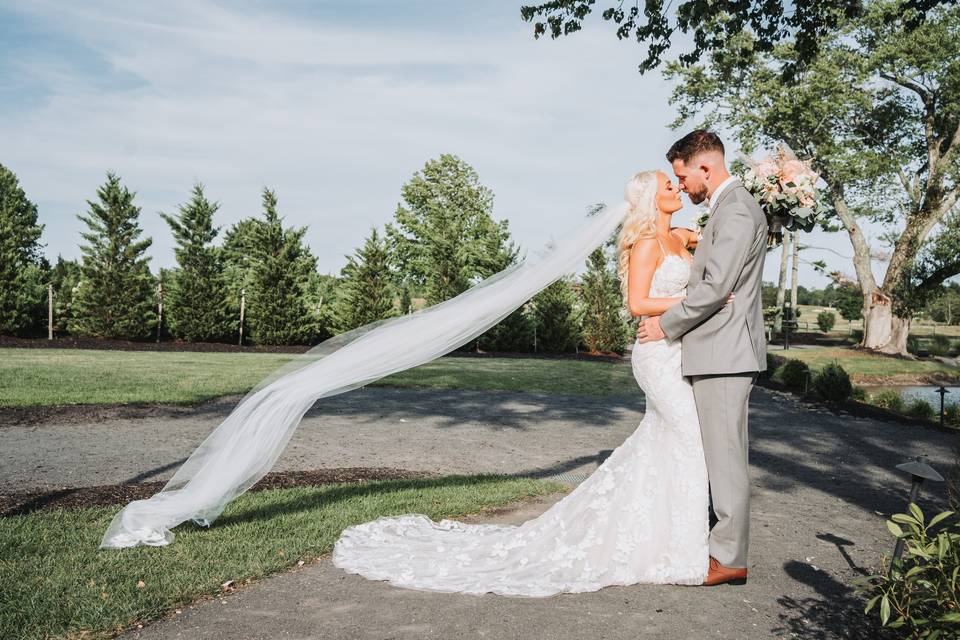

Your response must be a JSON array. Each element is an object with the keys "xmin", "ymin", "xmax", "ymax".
[{"xmin": 727, "ymin": 182, "xmax": 764, "ymax": 219}]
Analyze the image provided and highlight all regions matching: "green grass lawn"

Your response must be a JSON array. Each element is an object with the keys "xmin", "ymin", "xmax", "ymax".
[
  {"xmin": 0, "ymin": 474, "xmax": 565, "ymax": 640},
  {"xmin": 775, "ymin": 347, "xmax": 960, "ymax": 383},
  {"xmin": 0, "ymin": 349, "xmax": 639, "ymax": 407}
]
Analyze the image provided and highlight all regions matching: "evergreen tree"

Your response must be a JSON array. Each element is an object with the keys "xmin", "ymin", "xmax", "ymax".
[
  {"xmin": 398, "ymin": 280, "xmax": 413, "ymax": 315},
  {"xmin": 70, "ymin": 172, "xmax": 156, "ymax": 340},
  {"xmin": 221, "ymin": 217, "xmax": 262, "ymax": 343},
  {"xmin": 159, "ymin": 184, "xmax": 233, "ymax": 342},
  {"xmin": 246, "ymin": 188, "xmax": 316, "ymax": 345},
  {"xmin": 530, "ymin": 276, "xmax": 582, "ymax": 353},
  {"xmin": 386, "ymin": 154, "xmax": 514, "ymax": 305},
  {"xmin": 303, "ymin": 271, "xmax": 339, "ymax": 340},
  {"xmin": 49, "ymin": 255, "xmax": 81, "ymax": 335},
  {"xmin": 0, "ymin": 163, "xmax": 46, "ymax": 336},
  {"xmin": 580, "ymin": 246, "xmax": 630, "ymax": 354},
  {"xmin": 332, "ymin": 227, "xmax": 398, "ymax": 333}
]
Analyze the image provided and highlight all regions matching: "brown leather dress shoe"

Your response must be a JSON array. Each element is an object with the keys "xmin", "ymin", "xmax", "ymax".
[{"xmin": 702, "ymin": 556, "xmax": 748, "ymax": 586}]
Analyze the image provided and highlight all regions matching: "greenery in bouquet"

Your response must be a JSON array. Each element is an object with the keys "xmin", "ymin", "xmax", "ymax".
[{"xmin": 738, "ymin": 146, "xmax": 828, "ymax": 242}]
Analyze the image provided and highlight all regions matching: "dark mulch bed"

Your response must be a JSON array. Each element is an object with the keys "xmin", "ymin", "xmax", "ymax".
[
  {"xmin": 0, "ymin": 397, "xmax": 235, "ymax": 428},
  {"xmin": 1, "ymin": 334, "xmax": 625, "ymax": 362},
  {"xmin": 0, "ymin": 467, "xmax": 438, "ymax": 517},
  {"xmin": 0, "ymin": 335, "xmax": 310, "ymax": 353}
]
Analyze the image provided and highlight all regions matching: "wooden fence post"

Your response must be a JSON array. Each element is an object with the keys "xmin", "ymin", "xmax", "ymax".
[
  {"xmin": 239, "ymin": 288, "xmax": 246, "ymax": 346},
  {"xmin": 156, "ymin": 281, "xmax": 163, "ymax": 343},
  {"xmin": 48, "ymin": 283, "xmax": 53, "ymax": 340}
]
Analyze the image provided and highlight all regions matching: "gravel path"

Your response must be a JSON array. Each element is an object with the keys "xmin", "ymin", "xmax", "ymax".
[{"xmin": 3, "ymin": 383, "xmax": 957, "ymax": 639}]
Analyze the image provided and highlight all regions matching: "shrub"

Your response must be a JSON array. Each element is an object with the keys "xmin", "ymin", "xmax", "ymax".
[
  {"xmin": 764, "ymin": 352, "xmax": 785, "ymax": 379},
  {"xmin": 812, "ymin": 362, "xmax": 853, "ymax": 402},
  {"xmin": 944, "ymin": 403, "xmax": 960, "ymax": 430},
  {"xmin": 930, "ymin": 334, "xmax": 952, "ymax": 357},
  {"xmin": 905, "ymin": 398, "xmax": 935, "ymax": 421},
  {"xmin": 851, "ymin": 386, "xmax": 868, "ymax": 402},
  {"xmin": 906, "ymin": 335, "xmax": 920, "ymax": 356},
  {"xmin": 856, "ymin": 505, "xmax": 960, "ymax": 636},
  {"xmin": 779, "ymin": 358, "xmax": 811, "ymax": 392},
  {"xmin": 816, "ymin": 311, "xmax": 836, "ymax": 333},
  {"xmin": 871, "ymin": 389, "xmax": 905, "ymax": 413}
]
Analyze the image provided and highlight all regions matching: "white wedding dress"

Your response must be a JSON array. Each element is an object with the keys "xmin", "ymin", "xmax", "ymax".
[{"xmin": 331, "ymin": 251, "xmax": 710, "ymax": 597}]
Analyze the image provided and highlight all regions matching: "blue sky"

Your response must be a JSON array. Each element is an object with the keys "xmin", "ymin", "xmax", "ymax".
[{"xmin": 1, "ymin": 0, "xmax": 868, "ymax": 287}]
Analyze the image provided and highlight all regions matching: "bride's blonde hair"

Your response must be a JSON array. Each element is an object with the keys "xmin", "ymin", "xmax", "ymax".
[{"xmin": 616, "ymin": 170, "xmax": 660, "ymax": 302}]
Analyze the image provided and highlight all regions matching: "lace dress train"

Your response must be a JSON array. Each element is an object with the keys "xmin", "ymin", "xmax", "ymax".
[{"xmin": 331, "ymin": 254, "xmax": 710, "ymax": 597}]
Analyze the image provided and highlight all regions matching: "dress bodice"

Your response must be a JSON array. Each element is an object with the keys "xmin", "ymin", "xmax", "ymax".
[{"xmin": 649, "ymin": 253, "xmax": 691, "ymax": 299}]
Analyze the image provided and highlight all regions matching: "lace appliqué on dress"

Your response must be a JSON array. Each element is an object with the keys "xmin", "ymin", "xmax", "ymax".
[{"xmin": 332, "ymin": 253, "xmax": 709, "ymax": 597}]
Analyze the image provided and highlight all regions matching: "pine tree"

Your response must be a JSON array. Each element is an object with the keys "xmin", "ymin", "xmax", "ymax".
[
  {"xmin": 49, "ymin": 255, "xmax": 81, "ymax": 335},
  {"xmin": 332, "ymin": 227, "xmax": 398, "ymax": 333},
  {"xmin": 159, "ymin": 184, "xmax": 233, "ymax": 342},
  {"xmin": 398, "ymin": 281, "xmax": 413, "ymax": 315},
  {"xmin": 246, "ymin": 188, "xmax": 316, "ymax": 345},
  {"xmin": 386, "ymin": 154, "xmax": 514, "ymax": 305},
  {"xmin": 580, "ymin": 246, "xmax": 629, "ymax": 354},
  {"xmin": 70, "ymin": 172, "xmax": 156, "ymax": 340},
  {"xmin": 530, "ymin": 276, "xmax": 582, "ymax": 353},
  {"xmin": 0, "ymin": 163, "xmax": 46, "ymax": 335}
]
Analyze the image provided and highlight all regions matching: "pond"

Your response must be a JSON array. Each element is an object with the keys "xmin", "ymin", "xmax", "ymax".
[{"xmin": 861, "ymin": 384, "xmax": 959, "ymax": 408}]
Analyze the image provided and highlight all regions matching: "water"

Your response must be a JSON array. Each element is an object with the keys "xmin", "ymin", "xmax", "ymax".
[{"xmin": 862, "ymin": 385, "xmax": 959, "ymax": 408}]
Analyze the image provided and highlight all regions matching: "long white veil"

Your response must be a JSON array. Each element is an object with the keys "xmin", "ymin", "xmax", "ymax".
[{"xmin": 100, "ymin": 200, "xmax": 631, "ymax": 549}]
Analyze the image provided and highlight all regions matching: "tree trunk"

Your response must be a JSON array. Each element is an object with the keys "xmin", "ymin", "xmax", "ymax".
[
  {"xmin": 790, "ymin": 232, "xmax": 799, "ymax": 323},
  {"xmin": 773, "ymin": 232, "xmax": 790, "ymax": 334},
  {"xmin": 862, "ymin": 290, "xmax": 892, "ymax": 350},
  {"xmin": 879, "ymin": 314, "xmax": 912, "ymax": 355}
]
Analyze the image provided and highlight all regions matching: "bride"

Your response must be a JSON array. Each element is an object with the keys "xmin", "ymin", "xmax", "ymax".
[{"xmin": 331, "ymin": 170, "xmax": 725, "ymax": 597}]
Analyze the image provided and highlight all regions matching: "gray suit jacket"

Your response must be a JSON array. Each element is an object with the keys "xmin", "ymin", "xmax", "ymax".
[{"xmin": 660, "ymin": 179, "xmax": 768, "ymax": 377}]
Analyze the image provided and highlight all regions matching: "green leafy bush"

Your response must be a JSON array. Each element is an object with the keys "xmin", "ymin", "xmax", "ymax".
[
  {"xmin": 764, "ymin": 352, "xmax": 785, "ymax": 380},
  {"xmin": 944, "ymin": 403, "xmax": 960, "ymax": 430},
  {"xmin": 778, "ymin": 358, "xmax": 810, "ymax": 392},
  {"xmin": 872, "ymin": 389, "xmax": 906, "ymax": 413},
  {"xmin": 812, "ymin": 361, "xmax": 853, "ymax": 402},
  {"xmin": 906, "ymin": 398, "xmax": 935, "ymax": 421},
  {"xmin": 930, "ymin": 335, "xmax": 953, "ymax": 357},
  {"xmin": 816, "ymin": 311, "xmax": 836, "ymax": 333},
  {"xmin": 856, "ymin": 505, "xmax": 960, "ymax": 637},
  {"xmin": 851, "ymin": 386, "xmax": 868, "ymax": 402}
]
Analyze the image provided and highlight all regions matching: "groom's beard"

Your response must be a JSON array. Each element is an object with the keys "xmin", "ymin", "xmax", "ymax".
[{"xmin": 687, "ymin": 184, "xmax": 708, "ymax": 205}]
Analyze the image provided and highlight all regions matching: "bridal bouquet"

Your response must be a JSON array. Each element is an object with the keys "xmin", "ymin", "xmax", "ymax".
[{"xmin": 739, "ymin": 146, "xmax": 826, "ymax": 244}]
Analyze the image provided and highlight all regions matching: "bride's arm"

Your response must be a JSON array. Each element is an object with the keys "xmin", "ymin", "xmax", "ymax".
[
  {"xmin": 670, "ymin": 226, "xmax": 698, "ymax": 249},
  {"xmin": 626, "ymin": 238, "xmax": 686, "ymax": 318}
]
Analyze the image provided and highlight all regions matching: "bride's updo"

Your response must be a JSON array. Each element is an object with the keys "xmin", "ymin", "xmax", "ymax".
[{"xmin": 616, "ymin": 170, "xmax": 660, "ymax": 301}]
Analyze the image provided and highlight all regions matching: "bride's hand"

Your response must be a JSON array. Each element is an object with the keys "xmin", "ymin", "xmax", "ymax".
[{"xmin": 723, "ymin": 292, "xmax": 735, "ymax": 308}]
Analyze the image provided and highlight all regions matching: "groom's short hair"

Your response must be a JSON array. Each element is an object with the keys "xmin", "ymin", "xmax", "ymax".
[{"xmin": 666, "ymin": 130, "xmax": 725, "ymax": 164}]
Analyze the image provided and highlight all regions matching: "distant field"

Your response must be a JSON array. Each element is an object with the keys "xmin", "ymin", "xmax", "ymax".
[
  {"xmin": 774, "ymin": 346, "xmax": 960, "ymax": 383},
  {"xmin": 0, "ymin": 348, "xmax": 639, "ymax": 408},
  {"xmin": 789, "ymin": 305, "xmax": 960, "ymax": 338}
]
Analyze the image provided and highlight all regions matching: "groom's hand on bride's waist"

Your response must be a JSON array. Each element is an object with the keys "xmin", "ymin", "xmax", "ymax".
[{"xmin": 636, "ymin": 317, "xmax": 665, "ymax": 343}]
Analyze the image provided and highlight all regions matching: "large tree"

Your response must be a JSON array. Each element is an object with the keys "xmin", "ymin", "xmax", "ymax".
[
  {"xmin": 665, "ymin": 1, "xmax": 960, "ymax": 354},
  {"xmin": 160, "ymin": 184, "xmax": 233, "ymax": 342},
  {"xmin": 246, "ymin": 189, "xmax": 319, "ymax": 345},
  {"xmin": 331, "ymin": 227, "xmax": 398, "ymax": 333},
  {"xmin": 521, "ymin": 0, "xmax": 948, "ymax": 75},
  {"xmin": 386, "ymin": 154, "xmax": 516, "ymax": 305},
  {"xmin": 0, "ymin": 163, "xmax": 46, "ymax": 336},
  {"xmin": 70, "ymin": 172, "xmax": 156, "ymax": 340}
]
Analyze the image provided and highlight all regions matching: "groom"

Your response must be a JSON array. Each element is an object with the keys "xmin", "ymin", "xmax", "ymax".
[{"xmin": 637, "ymin": 130, "xmax": 767, "ymax": 586}]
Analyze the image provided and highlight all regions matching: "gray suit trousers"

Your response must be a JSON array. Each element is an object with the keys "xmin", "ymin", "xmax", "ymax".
[{"xmin": 691, "ymin": 372, "xmax": 755, "ymax": 569}]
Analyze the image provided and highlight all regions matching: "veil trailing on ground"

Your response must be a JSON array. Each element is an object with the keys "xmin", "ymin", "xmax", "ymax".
[{"xmin": 100, "ymin": 200, "xmax": 631, "ymax": 549}]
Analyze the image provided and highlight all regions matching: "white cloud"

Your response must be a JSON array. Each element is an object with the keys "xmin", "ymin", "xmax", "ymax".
[{"xmin": 3, "ymin": 0, "xmax": 868, "ymax": 288}]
